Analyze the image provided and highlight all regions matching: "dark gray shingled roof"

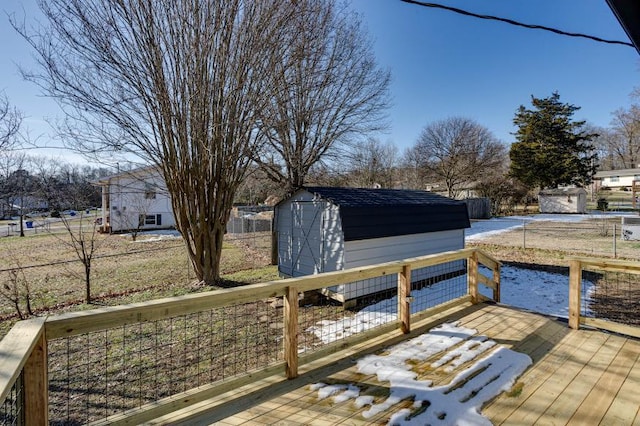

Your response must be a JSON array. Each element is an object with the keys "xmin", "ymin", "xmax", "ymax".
[{"xmin": 302, "ymin": 186, "xmax": 470, "ymax": 241}]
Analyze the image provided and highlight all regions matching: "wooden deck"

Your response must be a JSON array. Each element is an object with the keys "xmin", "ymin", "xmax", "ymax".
[{"xmin": 150, "ymin": 302, "xmax": 640, "ymax": 425}]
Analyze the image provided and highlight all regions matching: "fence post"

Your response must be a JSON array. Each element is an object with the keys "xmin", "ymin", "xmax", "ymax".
[
  {"xmin": 613, "ymin": 223, "xmax": 617, "ymax": 258},
  {"xmin": 568, "ymin": 260, "xmax": 581, "ymax": 330},
  {"xmin": 284, "ymin": 286, "xmax": 299, "ymax": 379},
  {"xmin": 493, "ymin": 262, "xmax": 501, "ymax": 303},
  {"xmin": 399, "ymin": 264, "xmax": 412, "ymax": 334},
  {"xmin": 468, "ymin": 251, "xmax": 479, "ymax": 304},
  {"xmin": 271, "ymin": 216, "xmax": 278, "ymax": 266},
  {"xmin": 24, "ymin": 320, "xmax": 48, "ymax": 426}
]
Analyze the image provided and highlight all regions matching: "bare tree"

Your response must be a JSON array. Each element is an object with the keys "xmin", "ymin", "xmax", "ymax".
[
  {"xmin": 0, "ymin": 152, "xmax": 27, "ymax": 220},
  {"xmin": 413, "ymin": 117, "xmax": 506, "ymax": 198},
  {"xmin": 253, "ymin": 0, "xmax": 391, "ymax": 193},
  {"xmin": 398, "ymin": 146, "xmax": 426, "ymax": 190},
  {"xmin": 0, "ymin": 93, "xmax": 22, "ymax": 152},
  {"xmin": 0, "ymin": 262, "xmax": 35, "ymax": 320},
  {"xmin": 609, "ymin": 106, "xmax": 640, "ymax": 169},
  {"xmin": 346, "ymin": 138, "xmax": 398, "ymax": 188},
  {"xmin": 18, "ymin": 0, "xmax": 289, "ymax": 284},
  {"xmin": 52, "ymin": 212, "xmax": 103, "ymax": 303}
]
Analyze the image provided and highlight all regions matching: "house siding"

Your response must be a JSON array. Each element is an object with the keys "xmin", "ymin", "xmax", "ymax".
[{"xmin": 105, "ymin": 169, "xmax": 175, "ymax": 232}]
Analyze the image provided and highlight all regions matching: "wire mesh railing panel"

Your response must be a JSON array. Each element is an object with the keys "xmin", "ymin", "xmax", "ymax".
[
  {"xmin": 583, "ymin": 267, "xmax": 640, "ymax": 325},
  {"xmin": 0, "ymin": 372, "xmax": 24, "ymax": 426},
  {"xmin": 47, "ymin": 301, "xmax": 284, "ymax": 425},
  {"xmin": 411, "ymin": 260, "xmax": 468, "ymax": 314},
  {"xmin": 300, "ymin": 274, "xmax": 398, "ymax": 350}
]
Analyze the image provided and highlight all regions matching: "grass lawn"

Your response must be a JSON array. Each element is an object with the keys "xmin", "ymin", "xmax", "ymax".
[{"xmin": 0, "ymin": 224, "xmax": 279, "ymax": 338}]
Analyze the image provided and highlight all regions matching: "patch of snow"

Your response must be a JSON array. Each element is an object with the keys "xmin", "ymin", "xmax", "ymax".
[
  {"xmin": 430, "ymin": 336, "xmax": 496, "ymax": 373},
  {"xmin": 479, "ymin": 265, "xmax": 594, "ymax": 318},
  {"xmin": 466, "ymin": 212, "xmax": 635, "ymax": 241},
  {"xmin": 311, "ymin": 323, "xmax": 532, "ymax": 425},
  {"xmin": 121, "ymin": 229, "xmax": 182, "ymax": 242},
  {"xmin": 307, "ymin": 264, "xmax": 592, "ymax": 344}
]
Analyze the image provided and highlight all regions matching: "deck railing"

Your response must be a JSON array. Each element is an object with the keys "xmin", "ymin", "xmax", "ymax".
[
  {"xmin": 569, "ymin": 258, "xmax": 640, "ymax": 338},
  {"xmin": 0, "ymin": 247, "xmax": 500, "ymax": 425}
]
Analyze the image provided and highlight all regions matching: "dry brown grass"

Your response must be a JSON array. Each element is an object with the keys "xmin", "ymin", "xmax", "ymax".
[
  {"xmin": 0, "ymin": 227, "xmax": 278, "ymax": 337},
  {"xmin": 469, "ymin": 217, "xmax": 640, "ymax": 263}
]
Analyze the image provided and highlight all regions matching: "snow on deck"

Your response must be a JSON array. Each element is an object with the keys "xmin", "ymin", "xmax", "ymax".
[{"xmin": 312, "ymin": 322, "xmax": 532, "ymax": 425}]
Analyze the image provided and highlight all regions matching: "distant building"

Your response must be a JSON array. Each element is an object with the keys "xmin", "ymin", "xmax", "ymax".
[
  {"xmin": 94, "ymin": 167, "xmax": 175, "ymax": 233},
  {"xmin": 538, "ymin": 188, "xmax": 587, "ymax": 214},
  {"xmin": 593, "ymin": 168, "xmax": 640, "ymax": 190}
]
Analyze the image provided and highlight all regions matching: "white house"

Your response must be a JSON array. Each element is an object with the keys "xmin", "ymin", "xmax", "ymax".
[
  {"xmin": 274, "ymin": 187, "xmax": 470, "ymax": 304},
  {"xmin": 94, "ymin": 166, "xmax": 175, "ymax": 233},
  {"xmin": 593, "ymin": 168, "xmax": 640, "ymax": 189}
]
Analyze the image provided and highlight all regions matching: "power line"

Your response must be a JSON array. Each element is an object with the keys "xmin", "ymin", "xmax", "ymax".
[{"xmin": 400, "ymin": 0, "xmax": 634, "ymax": 48}]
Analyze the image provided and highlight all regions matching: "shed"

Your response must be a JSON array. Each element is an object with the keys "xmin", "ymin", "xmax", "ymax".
[
  {"xmin": 538, "ymin": 188, "xmax": 587, "ymax": 214},
  {"xmin": 274, "ymin": 187, "xmax": 471, "ymax": 303}
]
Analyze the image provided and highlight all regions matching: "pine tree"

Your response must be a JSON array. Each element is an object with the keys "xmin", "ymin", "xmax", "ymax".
[{"xmin": 509, "ymin": 92, "xmax": 598, "ymax": 190}]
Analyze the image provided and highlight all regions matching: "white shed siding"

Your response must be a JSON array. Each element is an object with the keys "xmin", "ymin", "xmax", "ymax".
[
  {"xmin": 539, "ymin": 195, "xmax": 586, "ymax": 213},
  {"xmin": 343, "ymin": 229, "xmax": 463, "ymax": 268},
  {"xmin": 330, "ymin": 230, "xmax": 465, "ymax": 300},
  {"xmin": 538, "ymin": 189, "xmax": 587, "ymax": 214},
  {"xmin": 276, "ymin": 187, "xmax": 469, "ymax": 302},
  {"xmin": 322, "ymin": 203, "xmax": 345, "ymax": 272}
]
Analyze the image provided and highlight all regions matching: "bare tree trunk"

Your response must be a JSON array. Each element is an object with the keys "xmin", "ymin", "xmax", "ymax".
[
  {"xmin": 19, "ymin": 1, "xmax": 289, "ymax": 285},
  {"xmin": 84, "ymin": 260, "xmax": 91, "ymax": 304}
]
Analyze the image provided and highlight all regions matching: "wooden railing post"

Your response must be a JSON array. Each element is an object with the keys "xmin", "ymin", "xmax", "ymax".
[
  {"xmin": 399, "ymin": 264, "xmax": 412, "ymax": 334},
  {"xmin": 24, "ymin": 322, "xmax": 48, "ymax": 426},
  {"xmin": 493, "ymin": 262, "xmax": 501, "ymax": 303},
  {"xmin": 284, "ymin": 286, "xmax": 299, "ymax": 379},
  {"xmin": 569, "ymin": 260, "xmax": 582, "ymax": 329},
  {"xmin": 468, "ymin": 251, "xmax": 479, "ymax": 304}
]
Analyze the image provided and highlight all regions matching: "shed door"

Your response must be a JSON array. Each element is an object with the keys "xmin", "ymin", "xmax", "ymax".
[{"xmin": 290, "ymin": 200, "xmax": 325, "ymax": 276}]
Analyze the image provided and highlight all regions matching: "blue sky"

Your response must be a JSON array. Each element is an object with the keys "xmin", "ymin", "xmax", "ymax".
[
  {"xmin": 1, "ymin": 0, "xmax": 638, "ymax": 162},
  {"xmin": 349, "ymin": 0, "xmax": 639, "ymax": 148}
]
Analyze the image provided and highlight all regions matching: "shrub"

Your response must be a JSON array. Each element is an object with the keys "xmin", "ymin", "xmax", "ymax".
[{"xmin": 597, "ymin": 198, "xmax": 609, "ymax": 211}]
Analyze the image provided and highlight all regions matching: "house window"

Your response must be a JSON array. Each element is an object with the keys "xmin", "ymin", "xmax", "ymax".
[
  {"xmin": 139, "ymin": 214, "xmax": 161, "ymax": 226},
  {"xmin": 610, "ymin": 176, "xmax": 619, "ymax": 183}
]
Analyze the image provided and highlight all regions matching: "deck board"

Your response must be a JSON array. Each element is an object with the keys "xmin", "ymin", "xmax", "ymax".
[
  {"xmin": 540, "ymin": 334, "xmax": 624, "ymax": 425},
  {"xmin": 587, "ymin": 337, "xmax": 640, "ymax": 426},
  {"xmin": 152, "ymin": 303, "xmax": 640, "ymax": 426},
  {"xmin": 568, "ymin": 337, "xmax": 639, "ymax": 425}
]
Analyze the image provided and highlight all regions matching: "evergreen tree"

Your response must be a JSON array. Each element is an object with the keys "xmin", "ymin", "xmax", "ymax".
[{"xmin": 509, "ymin": 92, "xmax": 598, "ymax": 190}]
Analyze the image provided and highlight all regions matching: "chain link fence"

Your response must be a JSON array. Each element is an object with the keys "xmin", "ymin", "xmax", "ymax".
[
  {"xmin": 225, "ymin": 207, "xmax": 273, "ymax": 264},
  {"xmin": 467, "ymin": 216, "xmax": 640, "ymax": 260}
]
